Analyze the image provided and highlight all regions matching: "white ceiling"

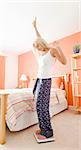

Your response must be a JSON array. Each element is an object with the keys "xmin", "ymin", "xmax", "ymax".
[{"xmin": 0, "ymin": 0, "xmax": 81, "ymax": 55}]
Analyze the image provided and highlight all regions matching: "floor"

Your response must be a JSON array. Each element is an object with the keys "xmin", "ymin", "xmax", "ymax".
[{"xmin": 0, "ymin": 109, "xmax": 81, "ymax": 150}]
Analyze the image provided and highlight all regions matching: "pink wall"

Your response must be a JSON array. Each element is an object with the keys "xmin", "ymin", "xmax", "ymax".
[
  {"xmin": 18, "ymin": 32, "xmax": 81, "ymax": 105},
  {"xmin": 18, "ymin": 51, "xmax": 38, "ymax": 86},
  {"xmin": 18, "ymin": 32, "xmax": 81, "ymax": 78},
  {"xmin": 0, "ymin": 56, "xmax": 5, "ymax": 89},
  {"xmin": 51, "ymin": 32, "xmax": 81, "ymax": 74},
  {"xmin": 80, "ymin": 32, "xmax": 81, "ymax": 42}
]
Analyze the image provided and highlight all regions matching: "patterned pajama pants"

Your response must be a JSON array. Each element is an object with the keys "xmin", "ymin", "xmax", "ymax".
[{"xmin": 33, "ymin": 78, "xmax": 53, "ymax": 138}]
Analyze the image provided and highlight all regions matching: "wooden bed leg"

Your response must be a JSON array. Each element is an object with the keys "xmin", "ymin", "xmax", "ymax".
[{"xmin": 0, "ymin": 94, "xmax": 8, "ymax": 144}]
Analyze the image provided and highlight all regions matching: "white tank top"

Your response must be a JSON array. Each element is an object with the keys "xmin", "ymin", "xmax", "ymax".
[{"xmin": 32, "ymin": 49, "xmax": 56, "ymax": 79}]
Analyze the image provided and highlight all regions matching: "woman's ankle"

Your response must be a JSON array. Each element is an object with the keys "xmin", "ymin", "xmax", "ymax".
[{"xmin": 40, "ymin": 129, "xmax": 53, "ymax": 138}]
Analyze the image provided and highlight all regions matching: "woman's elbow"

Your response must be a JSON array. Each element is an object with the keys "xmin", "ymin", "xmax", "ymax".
[{"xmin": 62, "ymin": 58, "xmax": 67, "ymax": 65}]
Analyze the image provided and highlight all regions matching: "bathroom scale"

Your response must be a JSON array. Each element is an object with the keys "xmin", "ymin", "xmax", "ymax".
[{"xmin": 33, "ymin": 132, "xmax": 55, "ymax": 143}]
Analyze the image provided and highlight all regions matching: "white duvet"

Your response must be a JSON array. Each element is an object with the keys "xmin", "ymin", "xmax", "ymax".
[{"xmin": 0, "ymin": 88, "xmax": 67, "ymax": 129}]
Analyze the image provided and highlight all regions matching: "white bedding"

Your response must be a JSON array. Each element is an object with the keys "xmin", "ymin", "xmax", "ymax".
[
  {"xmin": 0, "ymin": 88, "xmax": 68, "ymax": 131},
  {"xmin": 50, "ymin": 88, "xmax": 66, "ymax": 104}
]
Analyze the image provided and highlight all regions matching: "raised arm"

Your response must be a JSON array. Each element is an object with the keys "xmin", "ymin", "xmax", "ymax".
[
  {"xmin": 50, "ymin": 41, "xmax": 67, "ymax": 65},
  {"xmin": 32, "ymin": 17, "xmax": 42, "ymax": 38}
]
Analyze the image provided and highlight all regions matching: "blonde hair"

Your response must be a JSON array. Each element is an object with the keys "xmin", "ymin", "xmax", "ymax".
[{"xmin": 34, "ymin": 37, "xmax": 50, "ymax": 49}]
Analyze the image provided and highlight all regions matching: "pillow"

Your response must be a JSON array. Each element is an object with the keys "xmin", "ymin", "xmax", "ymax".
[{"xmin": 51, "ymin": 77, "xmax": 65, "ymax": 90}]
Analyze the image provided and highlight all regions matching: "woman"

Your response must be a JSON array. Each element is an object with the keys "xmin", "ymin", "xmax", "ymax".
[{"xmin": 32, "ymin": 18, "xmax": 67, "ymax": 142}]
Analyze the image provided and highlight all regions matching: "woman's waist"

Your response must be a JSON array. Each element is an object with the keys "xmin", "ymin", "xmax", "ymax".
[
  {"xmin": 37, "ymin": 75, "xmax": 53, "ymax": 79},
  {"xmin": 37, "ymin": 71, "xmax": 53, "ymax": 79}
]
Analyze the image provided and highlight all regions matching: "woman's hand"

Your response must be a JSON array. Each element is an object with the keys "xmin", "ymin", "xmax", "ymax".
[
  {"xmin": 32, "ymin": 17, "xmax": 37, "ymax": 28},
  {"xmin": 53, "ymin": 41, "xmax": 59, "ymax": 48},
  {"xmin": 32, "ymin": 17, "xmax": 41, "ymax": 38}
]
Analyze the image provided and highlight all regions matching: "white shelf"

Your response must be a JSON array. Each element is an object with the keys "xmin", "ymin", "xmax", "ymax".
[
  {"xmin": 74, "ymin": 94, "xmax": 81, "ymax": 97},
  {"xmin": 71, "ymin": 53, "xmax": 81, "ymax": 113},
  {"xmin": 72, "ymin": 53, "xmax": 81, "ymax": 58},
  {"xmin": 75, "ymin": 106, "xmax": 81, "ymax": 112},
  {"xmin": 74, "ymin": 82, "xmax": 81, "ymax": 84},
  {"xmin": 73, "ymin": 67, "xmax": 81, "ymax": 71}
]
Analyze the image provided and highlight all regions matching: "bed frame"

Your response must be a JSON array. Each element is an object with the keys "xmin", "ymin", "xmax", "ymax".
[{"xmin": 0, "ymin": 74, "xmax": 69, "ymax": 144}]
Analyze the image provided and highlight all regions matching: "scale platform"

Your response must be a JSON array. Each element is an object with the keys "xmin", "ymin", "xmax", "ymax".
[{"xmin": 34, "ymin": 133, "xmax": 55, "ymax": 143}]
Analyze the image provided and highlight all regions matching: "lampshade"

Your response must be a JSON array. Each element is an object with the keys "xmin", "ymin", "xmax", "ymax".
[{"xmin": 20, "ymin": 74, "xmax": 27, "ymax": 81}]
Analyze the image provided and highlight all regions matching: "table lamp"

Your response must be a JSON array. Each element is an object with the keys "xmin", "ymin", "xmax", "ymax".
[{"xmin": 20, "ymin": 74, "xmax": 27, "ymax": 88}]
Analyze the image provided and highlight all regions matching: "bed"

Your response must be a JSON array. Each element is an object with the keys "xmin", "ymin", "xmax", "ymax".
[{"xmin": 0, "ymin": 74, "xmax": 69, "ymax": 144}]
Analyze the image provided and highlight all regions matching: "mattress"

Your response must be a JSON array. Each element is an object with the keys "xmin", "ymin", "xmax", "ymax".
[
  {"xmin": 7, "ymin": 100, "xmax": 67, "ymax": 131},
  {"xmin": 0, "ymin": 88, "xmax": 33, "ymax": 95},
  {"xmin": 0, "ymin": 88, "xmax": 67, "ymax": 131}
]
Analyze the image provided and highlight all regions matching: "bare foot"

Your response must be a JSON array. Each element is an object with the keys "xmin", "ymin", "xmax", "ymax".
[
  {"xmin": 35, "ymin": 130, "xmax": 41, "ymax": 134},
  {"xmin": 36, "ymin": 134, "xmax": 46, "ymax": 140}
]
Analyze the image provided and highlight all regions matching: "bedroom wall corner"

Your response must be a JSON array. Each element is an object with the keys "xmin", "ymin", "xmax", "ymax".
[{"xmin": 5, "ymin": 55, "xmax": 18, "ymax": 89}]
